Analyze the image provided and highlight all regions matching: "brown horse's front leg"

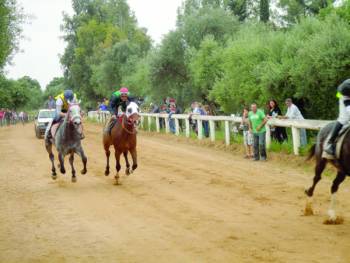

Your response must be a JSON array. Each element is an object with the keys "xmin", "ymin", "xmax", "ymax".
[
  {"xmin": 105, "ymin": 147, "xmax": 110, "ymax": 176},
  {"xmin": 123, "ymin": 151, "xmax": 130, "ymax": 175},
  {"xmin": 130, "ymin": 148, "xmax": 138, "ymax": 174},
  {"xmin": 115, "ymin": 151, "xmax": 122, "ymax": 183}
]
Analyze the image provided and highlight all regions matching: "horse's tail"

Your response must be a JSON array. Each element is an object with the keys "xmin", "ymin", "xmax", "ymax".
[{"xmin": 306, "ymin": 144, "xmax": 316, "ymax": 161}]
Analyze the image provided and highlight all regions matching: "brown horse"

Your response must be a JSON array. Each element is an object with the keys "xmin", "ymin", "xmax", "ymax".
[
  {"xmin": 305, "ymin": 122, "xmax": 350, "ymax": 224},
  {"xmin": 103, "ymin": 102, "xmax": 139, "ymax": 183}
]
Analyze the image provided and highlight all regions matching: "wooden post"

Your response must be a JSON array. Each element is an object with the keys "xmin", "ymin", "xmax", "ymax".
[
  {"xmin": 265, "ymin": 124, "xmax": 271, "ymax": 150},
  {"xmin": 197, "ymin": 119, "xmax": 203, "ymax": 140},
  {"xmin": 225, "ymin": 121, "xmax": 230, "ymax": 146},
  {"xmin": 156, "ymin": 116, "xmax": 160, "ymax": 133},
  {"xmin": 165, "ymin": 117, "xmax": 170, "ymax": 133},
  {"xmin": 185, "ymin": 118, "xmax": 190, "ymax": 138},
  {"xmin": 175, "ymin": 118, "xmax": 180, "ymax": 136},
  {"xmin": 292, "ymin": 126, "xmax": 301, "ymax": 155},
  {"xmin": 148, "ymin": 116, "xmax": 152, "ymax": 131},
  {"xmin": 209, "ymin": 120, "xmax": 215, "ymax": 142}
]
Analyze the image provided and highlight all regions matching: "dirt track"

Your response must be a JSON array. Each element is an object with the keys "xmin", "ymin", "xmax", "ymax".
[{"xmin": 0, "ymin": 123, "xmax": 350, "ymax": 263}]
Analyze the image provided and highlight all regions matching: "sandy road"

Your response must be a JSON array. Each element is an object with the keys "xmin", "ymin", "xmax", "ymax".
[{"xmin": 0, "ymin": 123, "xmax": 350, "ymax": 263}]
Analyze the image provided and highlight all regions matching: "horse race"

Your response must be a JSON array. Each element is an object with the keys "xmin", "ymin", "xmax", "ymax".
[{"xmin": 1, "ymin": 0, "xmax": 350, "ymax": 262}]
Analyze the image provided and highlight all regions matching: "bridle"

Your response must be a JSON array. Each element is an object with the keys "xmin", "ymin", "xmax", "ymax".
[
  {"xmin": 67, "ymin": 103, "xmax": 81, "ymax": 125},
  {"xmin": 122, "ymin": 114, "xmax": 138, "ymax": 135}
]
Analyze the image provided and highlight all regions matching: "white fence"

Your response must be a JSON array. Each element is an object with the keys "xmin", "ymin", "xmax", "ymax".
[{"xmin": 88, "ymin": 111, "xmax": 332, "ymax": 156}]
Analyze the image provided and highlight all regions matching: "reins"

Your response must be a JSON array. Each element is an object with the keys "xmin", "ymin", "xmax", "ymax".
[{"xmin": 122, "ymin": 115, "xmax": 137, "ymax": 135}]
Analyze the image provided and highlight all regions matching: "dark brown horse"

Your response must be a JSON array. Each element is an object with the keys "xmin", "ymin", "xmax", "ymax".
[
  {"xmin": 103, "ymin": 102, "xmax": 139, "ymax": 183},
  {"xmin": 305, "ymin": 122, "xmax": 350, "ymax": 224}
]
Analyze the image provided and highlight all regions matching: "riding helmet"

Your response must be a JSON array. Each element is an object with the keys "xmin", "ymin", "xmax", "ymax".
[
  {"xmin": 64, "ymin": 90, "xmax": 74, "ymax": 102},
  {"xmin": 119, "ymin": 87, "xmax": 129, "ymax": 95},
  {"xmin": 338, "ymin": 79, "xmax": 350, "ymax": 97}
]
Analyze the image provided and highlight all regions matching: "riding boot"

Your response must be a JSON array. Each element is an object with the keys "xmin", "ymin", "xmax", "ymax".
[
  {"xmin": 324, "ymin": 122, "xmax": 343, "ymax": 156},
  {"xmin": 108, "ymin": 118, "xmax": 117, "ymax": 135}
]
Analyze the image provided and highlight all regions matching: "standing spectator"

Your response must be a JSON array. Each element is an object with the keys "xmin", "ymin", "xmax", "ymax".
[
  {"xmin": 0, "ymin": 108, "xmax": 4, "ymax": 127},
  {"xmin": 282, "ymin": 98, "xmax": 307, "ymax": 146},
  {"xmin": 168, "ymin": 103, "xmax": 176, "ymax": 134},
  {"xmin": 267, "ymin": 100, "xmax": 288, "ymax": 143},
  {"xmin": 200, "ymin": 104, "xmax": 209, "ymax": 138},
  {"xmin": 240, "ymin": 107, "xmax": 253, "ymax": 159},
  {"xmin": 19, "ymin": 111, "xmax": 25, "ymax": 125},
  {"xmin": 5, "ymin": 109, "xmax": 11, "ymax": 126},
  {"xmin": 47, "ymin": 96, "xmax": 56, "ymax": 109},
  {"xmin": 248, "ymin": 103, "xmax": 268, "ymax": 161}
]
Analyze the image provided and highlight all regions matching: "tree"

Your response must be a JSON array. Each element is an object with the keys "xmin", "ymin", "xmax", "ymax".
[{"xmin": 0, "ymin": 0, "xmax": 24, "ymax": 70}]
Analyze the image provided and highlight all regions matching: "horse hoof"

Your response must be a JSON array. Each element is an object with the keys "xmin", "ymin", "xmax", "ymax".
[
  {"xmin": 71, "ymin": 177, "xmax": 77, "ymax": 183},
  {"xmin": 105, "ymin": 170, "xmax": 110, "ymax": 176},
  {"xmin": 125, "ymin": 168, "xmax": 130, "ymax": 176},
  {"xmin": 323, "ymin": 216, "xmax": 344, "ymax": 225},
  {"xmin": 130, "ymin": 169, "xmax": 134, "ymax": 174},
  {"xmin": 81, "ymin": 169, "xmax": 87, "ymax": 175},
  {"xmin": 60, "ymin": 169, "xmax": 66, "ymax": 174},
  {"xmin": 52, "ymin": 175, "xmax": 57, "ymax": 180}
]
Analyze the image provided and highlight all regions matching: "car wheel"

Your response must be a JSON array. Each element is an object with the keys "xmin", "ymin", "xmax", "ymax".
[{"xmin": 35, "ymin": 127, "xmax": 41, "ymax": 139}]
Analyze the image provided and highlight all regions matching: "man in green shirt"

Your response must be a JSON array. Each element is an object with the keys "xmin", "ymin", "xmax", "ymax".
[{"xmin": 248, "ymin": 103, "xmax": 268, "ymax": 161}]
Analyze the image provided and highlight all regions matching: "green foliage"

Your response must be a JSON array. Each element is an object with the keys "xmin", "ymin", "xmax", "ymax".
[
  {"xmin": 0, "ymin": 75, "xmax": 42, "ymax": 110},
  {"xmin": 60, "ymin": 0, "xmax": 151, "ymax": 108},
  {"xmin": 0, "ymin": 0, "xmax": 24, "ymax": 70}
]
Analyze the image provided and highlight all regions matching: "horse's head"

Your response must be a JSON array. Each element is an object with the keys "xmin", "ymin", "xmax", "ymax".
[
  {"xmin": 67, "ymin": 103, "xmax": 83, "ymax": 135},
  {"xmin": 126, "ymin": 102, "xmax": 140, "ymax": 125}
]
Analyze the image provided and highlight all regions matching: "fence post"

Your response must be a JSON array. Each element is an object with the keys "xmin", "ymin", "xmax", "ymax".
[
  {"xmin": 156, "ymin": 115, "xmax": 160, "ymax": 132},
  {"xmin": 209, "ymin": 120, "xmax": 215, "ymax": 142},
  {"xmin": 225, "ymin": 121, "xmax": 230, "ymax": 146},
  {"xmin": 292, "ymin": 126, "xmax": 301, "ymax": 155},
  {"xmin": 185, "ymin": 117, "xmax": 190, "ymax": 138},
  {"xmin": 148, "ymin": 116, "xmax": 152, "ymax": 131},
  {"xmin": 140, "ymin": 116, "xmax": 144, "ymax": 129},
  {"xmin": 265, "ymin": 124, "xmax": 271, "ymax": 150},
  {"xmin": 197, "ymin": 119, "xmax": 203, "ymax": 140},
  {"xmin": 175, "ymin": 118, "xmax": 180, "ymax": 136},
  {"xmin": 165, "ymin": 117, "xmax": 170, "ymax": 133}
]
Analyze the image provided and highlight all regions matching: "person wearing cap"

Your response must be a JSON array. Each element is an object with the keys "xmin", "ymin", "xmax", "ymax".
[
  {"xmin": 45, "ymin": 90, "xmax": 80, "ymax": 140},
  {"xmin": 107, "ymin": 87, "xmax": 135, "ymax": 133},
  {"xmin": 324, "ymin": 79, "xmax": 350, "ymax": 156}
]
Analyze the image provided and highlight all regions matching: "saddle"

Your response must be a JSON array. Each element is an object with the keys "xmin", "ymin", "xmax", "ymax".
[{"xmin": 322, "ymin": 125, "xmax": 350, "ymax": 159}]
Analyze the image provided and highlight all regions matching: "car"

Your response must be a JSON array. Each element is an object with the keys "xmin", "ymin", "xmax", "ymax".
[{"xmin": 34, "ymin": 109, "xmax": 56, "ymax": 139}]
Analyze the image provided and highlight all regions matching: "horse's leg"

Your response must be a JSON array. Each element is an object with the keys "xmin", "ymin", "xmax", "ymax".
[
  {"xmin": 304, "ymin": 158, "xmax": 327, "ymax": 215},
  {"xmin": 130, "ymin": 148, "xmax": 138, "ymax": 174},
  {"xmin": 324, "ymin": 171, "xmax": 346, "ymax": 224},
  {"xmin": 76, "ymin": 146, "xmax": 87, "ymax": 175},
  {"xmin": 104, "ymin": 146, "xmax": 110, "ymax": 176},
  {"xmin": 58, "ymin": 153, "xmax": 66, "ymax": 174},
  {"xmin": 115, "ymin": 150, "xmax": 122, "ymax": 183},
  {"xmin": 69, "ymin": 152, "xmax": 77, "ymax": 183},
  {"xmin": 45, "ymin": 141, "xmax": 56, "ymax": 179},
  {"xmin": 124, "ymin": 151, "xmax": 131, "ymax": 175}
]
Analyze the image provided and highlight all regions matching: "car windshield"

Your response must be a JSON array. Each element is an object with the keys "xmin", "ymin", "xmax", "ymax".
[{"xmin": 38, "ymin": 111, "xmax": 55, "ymax": 118}]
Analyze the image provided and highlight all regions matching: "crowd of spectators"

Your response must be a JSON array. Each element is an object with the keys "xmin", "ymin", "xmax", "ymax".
[
  {"xmin": 0, "ymin": 109, "xmax": 29, "ymax": 127},
  {"xmin": 241, "ymin": 98, "xmax": 307, "ymax": 161}
]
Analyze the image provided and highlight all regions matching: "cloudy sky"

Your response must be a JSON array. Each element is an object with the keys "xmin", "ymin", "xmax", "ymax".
[{"xmin": 5, "ymin": 0, "xmax": 183, "ymax": 89}]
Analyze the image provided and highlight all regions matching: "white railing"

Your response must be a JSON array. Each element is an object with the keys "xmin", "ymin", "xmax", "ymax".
[{"xmin": 88, "ymin": 111, "xmax": 332, "ymax": 156}]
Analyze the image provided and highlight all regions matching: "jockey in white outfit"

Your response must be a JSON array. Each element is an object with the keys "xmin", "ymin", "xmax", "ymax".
[{"xmin": 324, "ymin": 79, "xmax": 350, "ymax": 156}]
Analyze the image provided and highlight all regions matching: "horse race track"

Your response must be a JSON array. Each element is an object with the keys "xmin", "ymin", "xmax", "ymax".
[{"xmin": 1, "ymin": 123, "xmax": 350, "ymax": 263}]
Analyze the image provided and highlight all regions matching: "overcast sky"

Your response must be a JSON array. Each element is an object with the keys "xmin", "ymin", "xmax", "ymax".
[{"xmin": 5, "ymin": 0, "xmax": 183, "ymax": 89}]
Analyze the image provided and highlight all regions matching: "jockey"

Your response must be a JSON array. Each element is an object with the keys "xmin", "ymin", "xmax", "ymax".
[
  {"xmin": 107, "ymin": 87, "xmax": 134, "ymax": 133},
  {"xmin": 324, "ymin": 79, "xmax": 350, "ymax": 156},
  {"xmin": 45, "ymin": 90, "xmax": 83, "ymax": 140}
]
